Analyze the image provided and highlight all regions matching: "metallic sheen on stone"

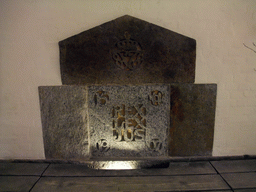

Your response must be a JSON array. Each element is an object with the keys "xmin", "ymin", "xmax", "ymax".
[{"xmin": 59, "ymin": 15, "xmax": 196, "ymax": 85}]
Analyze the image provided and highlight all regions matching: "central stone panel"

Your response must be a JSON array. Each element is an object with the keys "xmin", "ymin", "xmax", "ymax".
[{"xmin": 88, "ymin": 85, "xmax": 170, "ymax": 157}]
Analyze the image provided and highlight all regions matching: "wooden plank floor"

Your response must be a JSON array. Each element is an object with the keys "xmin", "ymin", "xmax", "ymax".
[{"xmin": 0, "ymin": 159, "xmax": 255, "ymax": 192}]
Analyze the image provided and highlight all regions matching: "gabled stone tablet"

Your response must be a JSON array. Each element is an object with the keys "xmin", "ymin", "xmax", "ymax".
[
  {"xmin": 88, "ymin": 85, "xmax": 170, "ymax": 157},
  {"xmin": 59, "ymin": 15, "xmax": 196, "ymax": 85}
]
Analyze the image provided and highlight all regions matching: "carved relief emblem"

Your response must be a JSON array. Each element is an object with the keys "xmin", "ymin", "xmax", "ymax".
[
  {"xmin": 149, "ymin": 90, "xmax": 163, "ymax": 106},
  {"xmin": 149, "ymin": 139, "xmax": 163, "ymax": 151},
  {"xmin": 96, "ymin": 139, "xmax": 110, "ymax": 152},
  {"xmin": 112, "ymin": 32, "xmax": 143, "ymax": 71}
]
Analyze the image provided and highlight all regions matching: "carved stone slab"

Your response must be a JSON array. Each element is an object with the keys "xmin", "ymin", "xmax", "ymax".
[
  {"xmin": 59, "ymin": 15, "xmax": 196, "ymax": 85},
  {"xmin": 38, "ymin": 84, "xmax": 216, "ymax": 160},
  {"xmin": 38, "ymin": 86, "xmax": 89, "ymax": 160},
  {"xmin": 88, "ymin": 85, "xmax": 170, "ymax": 157},
  {"xmin": 169, "ymin": 84, "xmax": 217, "ymax": 156}
]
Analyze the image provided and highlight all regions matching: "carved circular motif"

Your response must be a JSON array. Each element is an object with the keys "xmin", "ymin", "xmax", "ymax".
[{"xmin": 96, "ymin": 139, "xmax": 110, "ymax": 152}]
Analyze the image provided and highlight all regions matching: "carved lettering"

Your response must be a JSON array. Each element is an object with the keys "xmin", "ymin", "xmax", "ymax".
[
  {"xmin": 94, "ymin": 91, "xmax": 109, "ymax": 106},
  {"xmin": 149, "ymin": 139, "xmax": 162, "ymax": 151},
  {"xmin": 112, "ymin": 104, "xmax": 146, "ymax": 142},
  {"xmin": 96, "ymin": 139, "xmax": 110, "ymax": 152},
  {"xmin": 149, "ymin": 90, "xmax": 163, "ymax": 106},
  {"xmin": 127, "ymin": 104, "xmax": 146, "ymax": 141},
  {"xmin": 112, "ymin": 105, "xmax": 125, "ymax": 141}
]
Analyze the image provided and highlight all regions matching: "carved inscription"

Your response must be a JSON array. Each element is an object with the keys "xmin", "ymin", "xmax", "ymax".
[
  {"xmin": 89, "ymin": 85, "xmax": 169, "ymax": 157},
  {"xmin": 94, "ymin": 91, "xmax": 109, "ymax": 106},
  {"xmin": 112, "ymin": 104, "xmax": 146, "ymax": 142},
  {"xmin": 149, "ymin": 90, "xmax": 163, "ymax": 106},
  {"xmin": 112, "ymin": 32, "xmax": 143, "ymax": 71},
  {"xmin": 96, "ymin": 139, "xmax": 110, "ymax": 152},
  {"xmin": 149, "ymin": 139, "xmax": 163, "ymax": 151}
]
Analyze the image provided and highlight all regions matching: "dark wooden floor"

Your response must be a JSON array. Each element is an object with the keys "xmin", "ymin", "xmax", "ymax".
[{"xmin": 0, "ymin": 159, "xmax": 256, "ymax": 191}]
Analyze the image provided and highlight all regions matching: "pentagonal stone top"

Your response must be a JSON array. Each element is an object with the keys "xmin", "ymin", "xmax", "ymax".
[{"xmin": 59, "ymin": 15, "xmax": 196, "ymax": 85}]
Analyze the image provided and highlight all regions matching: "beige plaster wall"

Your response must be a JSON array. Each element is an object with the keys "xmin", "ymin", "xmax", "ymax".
[{"xmin": 0, "ymin": 0, "xmax": 255, "ymax": 159}]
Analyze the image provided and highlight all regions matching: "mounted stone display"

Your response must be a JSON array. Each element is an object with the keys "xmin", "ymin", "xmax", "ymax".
[{"xmin": 39, "ymin": 15, "xmax": 217, "ymax": 164}]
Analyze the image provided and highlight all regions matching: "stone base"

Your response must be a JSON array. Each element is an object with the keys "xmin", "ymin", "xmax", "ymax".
[{"xmin": 38, "ymin": 84, "xmax": 216, "ymax": 161}]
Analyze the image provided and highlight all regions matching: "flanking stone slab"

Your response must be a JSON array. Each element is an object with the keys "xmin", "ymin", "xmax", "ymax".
[
  {"xmin": 38, "ymin": 86, "xmax": 89, "ymax": 160},
  {"xmin": 88, "ymin": 85, "xmax": 170, "ymax": 157},
  {"xmin": 59, "ymin": 15, "xmax": 196, "ymax": 85},
  {"xmin": 169, "ymin": 84, "xmax": 217, "ymax": 156}
]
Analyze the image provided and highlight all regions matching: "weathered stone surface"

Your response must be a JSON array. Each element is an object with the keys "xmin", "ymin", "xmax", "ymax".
[
  {"xmin": 39, "ymin": 15, "xmax": 218, "ymax": 161},
  {"xmin": 59, "ymin": 15, "xmax": 196, "ymax": 85},
  {"xmin": 38, "ymin": 84, "xmax": 216, "ymax": 160},
  {"xmin": 88, "ymin": 85, "xmax": 170, "ymax": 157},
  {"xmin": 169, "ymin": 84, "xmax": 217, "ymax": 156},
  {"xmin": 38, "ymin": 86, "xmax": 89, "ymax": 160}
]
